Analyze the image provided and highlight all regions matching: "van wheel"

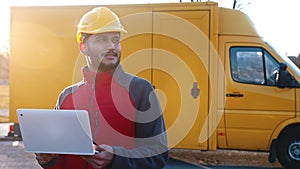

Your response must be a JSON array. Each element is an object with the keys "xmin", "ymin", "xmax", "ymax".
[{"xmin": 276, "ymin": 125, "xmax": 300, "ymax": 169}]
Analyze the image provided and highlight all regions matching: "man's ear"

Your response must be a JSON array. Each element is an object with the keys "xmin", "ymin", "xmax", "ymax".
[{"xmin": 79, "ymin": 42, "xmax": 87, "ymax": 55}]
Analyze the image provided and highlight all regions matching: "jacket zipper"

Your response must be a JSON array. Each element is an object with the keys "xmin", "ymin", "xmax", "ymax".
[
  {"xmin": 86, "ymin": 75, "xmax": 98, "ymax": 169},
  {"xmin": 90, "ymin": 75, "xmax": 99, "ymax": 141}
]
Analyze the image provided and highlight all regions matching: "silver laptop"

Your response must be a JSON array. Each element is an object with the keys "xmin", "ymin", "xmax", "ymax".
[{"xmin": 17, "ymin": 109, "xmax": 95, "ymax": 155}]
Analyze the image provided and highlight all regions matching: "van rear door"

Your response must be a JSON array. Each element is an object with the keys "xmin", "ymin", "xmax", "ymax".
[{"xmin": 152, "ymin": 10, "xmax": 210, "ymax": 150}]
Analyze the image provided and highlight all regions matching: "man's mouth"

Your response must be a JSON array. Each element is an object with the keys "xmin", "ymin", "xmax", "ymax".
[{"xmin": 104, "ymin": 52, "xmax": 117, "ymax": 59}]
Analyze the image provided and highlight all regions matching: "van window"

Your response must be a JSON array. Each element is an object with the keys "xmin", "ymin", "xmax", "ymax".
[{"xmin": 230, "ymin": 47, "xmax": 279, "ymax": 86}]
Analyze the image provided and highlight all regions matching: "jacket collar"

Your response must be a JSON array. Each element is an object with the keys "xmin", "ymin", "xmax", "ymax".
[{"xmin": 82, "ymin": 65, "xmax": 126, "ymax": 86}]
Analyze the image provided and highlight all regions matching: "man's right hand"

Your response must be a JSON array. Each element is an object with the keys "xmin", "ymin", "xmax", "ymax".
[{"xmin": 35, "ymin": 153, "xmax": 59, "ymax": 166}]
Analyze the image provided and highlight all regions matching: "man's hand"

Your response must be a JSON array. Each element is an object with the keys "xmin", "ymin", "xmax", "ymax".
[
  {"xmin": 81, "ymin": 144, "xmax": 114, "ymax": 169},
  {"xmin": 35, "ymin": 153, "xmax": 58, "ymax": 166}
]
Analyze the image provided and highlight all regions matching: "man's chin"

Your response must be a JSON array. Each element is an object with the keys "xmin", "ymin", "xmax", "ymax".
[{"xmin": 97, "ymin": 62, "xmax": 119, "ymax": 72}]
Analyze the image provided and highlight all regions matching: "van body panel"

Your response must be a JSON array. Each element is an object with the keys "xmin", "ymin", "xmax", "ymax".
[
  {"xmin": 297, "ymin": 89, "xmax": 300, "ymax": 115},
  {"xmin": 222, "ymin": 40, "xmax": 296, "ymax": 149},
  {"xmin": 218, "ymin": 8, "xmax": 258, "ymax": 36}
]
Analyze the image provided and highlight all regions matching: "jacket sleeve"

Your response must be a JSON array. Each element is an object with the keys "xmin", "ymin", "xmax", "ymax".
[
  {"xmin": 107, "ymin": 77, "xmax": 169, "ymax": 169},
  {"xmin": 39, "ymin": 156, "xmax": 64, "ymax": 169},
  {"xmin": 108, "ymin": 118, "xmax": 169, "ymax": 169}
]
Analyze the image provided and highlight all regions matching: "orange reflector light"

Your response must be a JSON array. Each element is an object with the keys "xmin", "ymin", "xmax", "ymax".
[
  {"xmin": 217, "ymin": 132, "xmax": 225, "ymax": 136},
  {"xmin": 9, "ymin": 125, "xmax": 14, "ymax": 133}
]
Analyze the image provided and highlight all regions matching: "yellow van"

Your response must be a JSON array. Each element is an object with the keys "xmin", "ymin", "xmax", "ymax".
[{"xmin": 9, "ymin": 2, "xmax": 300, "ymax": 168}]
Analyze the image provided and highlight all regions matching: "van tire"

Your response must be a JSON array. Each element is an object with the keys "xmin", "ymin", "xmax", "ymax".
[{"xmin": 276, "ymin": 125, "xmax": 300, "ymax": 169}]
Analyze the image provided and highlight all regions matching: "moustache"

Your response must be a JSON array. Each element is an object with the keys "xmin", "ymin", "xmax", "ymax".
[{"xmin": 103, "ymin": 51, "xmax": 118, "ymax": 57}]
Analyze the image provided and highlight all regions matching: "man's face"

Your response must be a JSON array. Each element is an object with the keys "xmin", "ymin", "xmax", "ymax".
[{"xmin": 84, "ymin": 32, "xmax": 121, "ymax": 72}]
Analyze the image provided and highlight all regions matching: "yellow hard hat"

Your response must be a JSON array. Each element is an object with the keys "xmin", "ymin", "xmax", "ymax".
[{"xmin": 77, "ymin": 7, "xmax": 127, "ymax": 43}]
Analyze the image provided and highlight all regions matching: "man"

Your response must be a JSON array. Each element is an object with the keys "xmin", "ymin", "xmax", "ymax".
[{"xmin": 36, "ymin": 7, "xmax": 169, "ymax": 169}]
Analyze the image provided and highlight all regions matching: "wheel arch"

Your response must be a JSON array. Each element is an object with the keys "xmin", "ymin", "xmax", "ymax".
[{"xmin": 269, "ymin": 118, "xmax": 300, "ymax": 146}]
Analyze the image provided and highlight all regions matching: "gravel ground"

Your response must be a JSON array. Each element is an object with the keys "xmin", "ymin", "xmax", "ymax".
[
  {"xmin": 0, "ymin": 141, "xmax": 41, "ymax": 169},
  {"xmin": 170, "ymin": 149, "xmax": 283, "ymax": 168},
  {"xmin": 0, "ymin": 121, "xmax": 285, "ymax": 169},
  {"xmin": 0, "ymin": 140, "xmax": 285, "ymax": 169}
]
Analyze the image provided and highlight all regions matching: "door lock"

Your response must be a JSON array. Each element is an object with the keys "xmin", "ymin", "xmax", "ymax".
[{"xmin": 191, "ymin": 82, "xmax": 200, "ymax": 99}]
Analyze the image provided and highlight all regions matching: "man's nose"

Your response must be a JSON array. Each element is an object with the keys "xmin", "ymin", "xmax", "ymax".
[{"xmin": 106, "ymin": 41, "xmax": 117, "ymax": 49}]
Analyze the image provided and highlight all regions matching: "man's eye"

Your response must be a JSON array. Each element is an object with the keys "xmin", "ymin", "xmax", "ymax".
[
  {"xmin": 96, "ymin": 38, "xmax": 107, "ymax": 43},
  {"xmin": 112, "ymin": 38, "xmax": 120, "ymax": 44}
]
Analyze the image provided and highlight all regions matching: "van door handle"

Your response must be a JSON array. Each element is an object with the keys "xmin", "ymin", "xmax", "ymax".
[{"xmin": 226, "ymin": 93, "xmax": 244, "ymax": 97}]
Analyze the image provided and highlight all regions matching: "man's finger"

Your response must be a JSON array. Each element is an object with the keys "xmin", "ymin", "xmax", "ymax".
[{"xmin": 95, "ymin": 144, "xmax": 113, "ymax": 153}]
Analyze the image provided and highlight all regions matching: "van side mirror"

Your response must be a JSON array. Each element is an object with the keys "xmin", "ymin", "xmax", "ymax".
[{"xmin": 276, "ymin": 63, "xmax": 292, "ymax": 88}]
